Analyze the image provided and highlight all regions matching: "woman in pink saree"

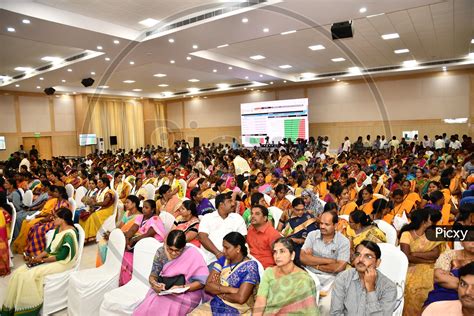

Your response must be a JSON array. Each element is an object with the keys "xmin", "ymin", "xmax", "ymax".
[{"xmin": 133, "ymin": 230, "xmax": 209, "ymax": 316}]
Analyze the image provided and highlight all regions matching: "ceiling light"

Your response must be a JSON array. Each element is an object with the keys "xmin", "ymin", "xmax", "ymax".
[
  {"xmin": 97, "ymin": 45, "xmax": 103, "ymax": 50},
  {"xmin": 39, "ymin": 77, "xmax": 44, "ymax": 80},
  {"xmin": 170, "ymin": 60, "xmax": 175, "ymax": 64},
  {"xmin": 250, "ymin": 55, "xmax": 265, "ymax": 60},
  {"xmin": 204, "ymin": 96, "xmax": 208, "ymax": 99},
  {"xmin": 279, "ymin": 65, "xmax": 292, "ymax": 69},
  {"xmin": 228, "ymin": 66, "xmax": 233, "ymax": 70},
  {"xmin": 97, "ymin": 85, "xmax": 109, "ymax": 89},
  {"xmin": 468, "ymin": 53, "xmax": 474, "ymax": 59},
  {"xmin": 123, "ymin": 80, "xmax": 135, "ymax": 83},
  {"xmin": 105, "ymin": 57, "xmax": 110, "ymax": 61},
  {"xmin": 168, "ymin": 38, "xmax": 175, "ymax": 43},
  {"xmin": 154, "ymin": 73, "xmax": 167, "ymax": 77},
  {"xmin": 359, "ymin": 7, "xmax": 367, "ymax": 13},
  {"xmin": 242, "ymin": 17, "xmax": 248, "ymax": 23},
  {"xmin": 332, "ymin": 58, "xmax": 346, "ymax": 62},
  {"xmin": 381, "ymin": 33, "xmax": 399, "ymax": 40},
  {"xmin": 188, "ymin": 87, "xmax": 200, "ymax": 93},
  {"xmin": 61, "ymin": 79, "xmax": 66, "ymax": 83},
  {"xmin": 348, "ymin": 67, "xmax": 362, "ymax": 74},
  {"xmin": 158, "ymin": 84, "xmax": 169, "ymax": 87},
  {"xmin": 67, "ymin": 68, "xmax": 72, "ymax": 72},
  {"xmin": 213, "ymin": 69, "xmax": 217, "ymax": 73},
  {"xmin": 139, "ymin": 18, "xmax": 159, "ymax": 27},
  {"xmin": 301, "ymin": 72, "xmax": 316, "ymax": 78},
  {"xmin": 283, "ymin": 80, "xmax": 287, "ymax": 83},
  {"xmin": 217, "ymin": 44, "xmax": 229, "ymax": 48},
  {"xmin": 245, "ymin": 76, "xmax": 249, "ymax": 79},
  {"xmin": 186, "ymin": 56, "xmax": 192, "ymax": 60},
  {"xmin": 188, "ymin": 79, "xmax": 200, "ymax": 82},
  {"xmin": 443, "ymin": 118, "xmax": 468, "ymax": 124},
  {"xmin": 270, "ymin": 81, "xmax": 274, "ymax": 84},
  {"xmin": 308, "ymin": 44, "xmax": 325, "ymax": 51},
  {"xmin": 129, "ymin": 61, "xmax": 135, "ymax": 65},
  {"xmin": 90, "ymin": 72, "xmax": 95, "ymax": 75},
  {"xmin": 22, "ymin": 19, "xmax": 30, "ymax": 24},
  {"xmin": 367, "ymin": 13, "xmax": 385, "ymax": 18},
  {"xmin": 192, "ymin": 44, "xmax": 198, "ymax": 49},
  {"xmin": 162, "ymin": 91, "xmax": 173, "ymax": 96},
  {"xmin": 217, "ymin": 83, "xmax": 230, "ymax": 89},
  {"xmin": 36, "ymin": 86, "xmax": 41, "ymax": 89},
  {"xmin": 14, "ymin": 67, "xmax": 33, "ymax": 72},
  {"xmin": 15, "ymin": 84, "xmax": 20, "ymax": 87},
  {"xmin": 337, "ymin": 79, "xmax": 340, "ymax": 82},
  {"xmin": 263, "ymin": 28, "xmax": 269, "ymax": 33},
  {"xmin": 442, "ymin": 66, "xmax": 447, "ymax": 71},
  {"xmin": 132, "ymin": 89, "xmax": 142, "ymax": 92},
  {"xmin": 113, "ymin": 40, "xmax": 120, "ymax": 44},
  {"xmin": 394, "ymin": 48, "xmax": 409, "ymax": 54},
  {"xmin": 332, "ymin": 78, "xmax": 336, "ymax": 80},
  {"xmin": 7, "ymin": 27, "xmax": 15, "ymax": 32},
  {"xmin": 259, "ymin": 74, "xmax": 263, "ymax": 77},
  {"xmin": 41, "ymin": 56, "xmax": 62, "ymax": 63},
  {"xmin": 281, "ymin": 30, "xmax": 296, "ymax": 35},
  {"xmin": 403, "ymin": 60, "xmax": 418, "ymax": 67}
]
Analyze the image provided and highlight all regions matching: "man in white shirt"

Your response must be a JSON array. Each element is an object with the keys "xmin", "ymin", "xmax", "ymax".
[
  {"xmin": 389, "ymin": 136, "xmax": 400, "ymax": 150},
  {"xmin": 434, "ymin": 135, "xmax": 445, "ymax": 150},
  {"xmin": 198, "ymin": 192, "xmax": 247, "ymax": 265},
  {"xmin": 342, "ymin": 137, "xmax": 351, "ymax": 152},
  {"xmin": 233, "ymin": 152, "xmax": 251, "ymax": 176},
  {"xmin": 449, "ymin": 136, "xmax": 462, "ymax": 150},
  {"xmin": 422, "ymin": 135, "xmax": 432, "ymax": 148},
  {"xmin": 322, "ymin": 136, "xmax": 331, "ymax": 152},
  {"xmin": 380, "ymin": 136, "xmax": 387, "ymax": 150},
  {"xmin": 18, "ymin": 153, "xmax": 30, "ymax": 172}
]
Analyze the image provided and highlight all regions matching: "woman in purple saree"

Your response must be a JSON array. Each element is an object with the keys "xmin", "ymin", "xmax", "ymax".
[{"xmin": 133, "ymin": 230, "xmax": 209, "ymax": 316}]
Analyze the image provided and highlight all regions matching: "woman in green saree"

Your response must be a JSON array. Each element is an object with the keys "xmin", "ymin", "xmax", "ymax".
[
  {"xmin": 1, "ymin": 208, "xmax": 78, "ymax": 316},
  {"xmin": 253, "ymin": 237, "xmax": 319, "ymax": 315}
]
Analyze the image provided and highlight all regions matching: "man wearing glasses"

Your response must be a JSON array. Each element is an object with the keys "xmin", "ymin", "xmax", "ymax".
[{"xmin": 330, "ymin": 240, "xmax": 397, "ymax": 315}]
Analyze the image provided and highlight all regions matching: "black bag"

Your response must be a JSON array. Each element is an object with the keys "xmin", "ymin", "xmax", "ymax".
[{"xmin": 157, "ymin": 274, "xmax": 185, "ymax": 290}]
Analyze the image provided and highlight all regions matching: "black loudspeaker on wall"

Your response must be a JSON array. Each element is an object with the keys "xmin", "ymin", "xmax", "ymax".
[
  {"xmin": 110, "ymin": 136, "xmax": 117, "ymax": 145},
  {"xmin": 193, "ymin": 137, "xmax": 200, "ymax": 148},
  {"xmin": 44, "ymin": 87, "xmax": 56, "ymax": 95},
  {"xmin": 81, "ymin": 78, "xmax": 95, "ymax": 87},
  {"xmin": 331, "ymin": 21, "xmax": 353, "ymax": 40}
]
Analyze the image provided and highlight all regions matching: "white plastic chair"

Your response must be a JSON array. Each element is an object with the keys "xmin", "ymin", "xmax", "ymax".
[
  {"xmin": 99, "ymin": 238, "xmax": 162, "ymax": 316},
  {"xmin": 339, "ymin": 215, "xmax": 349, "ymax": 222},
  {"xmin": 268, "ymin": 206, "xmax": 283, "ymax": 229},
  {"xmin": 263, "ymin": 194, "xmax": 272, "ymax": 206},
  {"xmin": 377, "ymin": 243, "xmax": 409, "ymax": 316},
  {"xmin": 143, "ymin": 184, "xmax": 156, "ymax": 200},
  {"xmin": 304, "ymin": 268, "xmax": 321, "ymax": 305},
  {"xmin": 159, "ymin": 211, "xmax": 175, "ymax": 233},
  {"xmin": 17, "ymin": 187, "xmax": 24, "ymax": 198},
  {"xmin": 42, "ymin": 224, "xmax": 85, "ymax": 315},
  {"xmin": 374, "ymin": 220, "xmax": 398, "ymax": 246},
  {"xmin": 95, "ymin": 190, "xmax": 120, "ymax": 242},
  {"xmin": 6, "ymin": 201, "xmax": 16, "ymax": 268},
  {"xmin": 453, "ymin": 241, "xmax": 464, "ymax": 250},
  {"xmin": 22, "ymin": 190, "xmax": 33, "ymax": 207},
  {"xmin": 68, "ymin": 229, "xmax": 126, "ymax": 316},
  {"xmin": 248, "ymin": 254, "xmax": 265, "ymax": 279},
  {"xmin": 65, "ymin": 184, "xmax": 74, "ymax": 199},
  {"xmin": 75, "ymin": 186, "xmax": 88, "ymax": 208},
  {"xmin": 68, "ymin": 198, "xmax": 77, "ymax": 213},
  {"xmin": 373, "ymin": 193, "xmax": 389, "ymax": 201},
  {"xmin": 285, "ymin": 194, "xmax": 295, "ymax": 203},
  {"xmin": 209, "ymin": 199, "xmax": 216, "ymax": 208}
]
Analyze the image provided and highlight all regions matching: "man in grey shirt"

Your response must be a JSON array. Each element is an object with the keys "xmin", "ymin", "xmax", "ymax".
[{"xmin": 330, "ymin": 240, "xmax": 397, "ymax": 316}]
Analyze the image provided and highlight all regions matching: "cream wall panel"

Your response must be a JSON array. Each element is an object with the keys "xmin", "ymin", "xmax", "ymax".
[
  {"xmin": 19, "ymin": 96, "xmax": 51, "ymax": 132},
  {"xmin": 278, "ymin": 89, "xmax": 305, "ymax": 100},
  {"xmin": 0, "ymin": 95, "xmax": 17, "ymax": 132},
  {"xmin": 54, "ymin": 96, "xmax": 76, "ymax": 132},
  {"xmin": 166, "ymin": 101, "xmax": 183, "ymax": 129}
]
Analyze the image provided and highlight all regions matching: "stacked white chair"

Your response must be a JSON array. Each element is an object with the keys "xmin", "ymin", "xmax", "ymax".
[
  {"xmin": 65, "ymin": 184, "xmax": 74, "ymax": 199},
  {"xmin": 95, "ymin": 190, "xmax": 120, "ymax": 242},
  {"xmin": 268, "ymin": 206, "xmax": 283, "ymax": 229},
  {"xmin": 100, "ymin": 238, "xmax": 162, "ymax": 316},
  {"xmin": 6, "ymin": 201, "xmax": 16, "ymax": 268},
  {"xmin": 22, "ymin": 190, "xmax": 33, "ymax": 207},
  {"xmin": 374, "ymin": 220, "xmax": 398, "ymax": 246},
  {"xmin": 75, "ymin": 186, "xmax": 88, "ymax": 208},
  {"xmin": 42, "ymin": 225, "xmax": 85, "ymax": 315},
  {"xmin": 377, "ymin": 243, "xmax": 409, "ymax": 316},
  {"xmin": 143, "ymin": 184, "xmax": 156, "ymax": 200},
  {"xmin": 68, "ymin": 229, "xmax": 126, "ymax": 316},
  {"xmin": 263, "ymin": 194, "xmax": 272, "ymax": 206},
  {"xmin": 159, "ymin": 211, "xmax": 175, "ymax": 233},
  {"xmin": 304, "ymin": 268, "xmax": 321, "ymax": 305}
]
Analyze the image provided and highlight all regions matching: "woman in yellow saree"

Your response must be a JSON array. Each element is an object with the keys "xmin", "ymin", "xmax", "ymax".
[
  {"xmin": 346, "ymin": 210, "xmax": 386, "ymax": 252},
  {"xmin": 114, "ymin": 173, "xmax": 131, "ymax": 204},
  {"xmin": 0, "ymin": 197, "xmax": 12, "ymax": 276},
  {"xmin": 399, "ymin": 208, "xmax": 445, "ymax": 316},
  {"xmin": 1, "ymin": 208, "xmax": 78, "ymax": 316},
  {"xmin": 80, "ymin": 177, "xmax": 115, "ymax": 241}
]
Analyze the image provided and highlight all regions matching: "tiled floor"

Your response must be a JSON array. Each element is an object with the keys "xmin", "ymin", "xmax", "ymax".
[{"xmin": 0, "ymin": 243, "xmax": 98, "ymax": 315}]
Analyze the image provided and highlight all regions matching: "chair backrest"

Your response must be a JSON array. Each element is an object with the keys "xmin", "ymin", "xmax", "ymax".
[
  {"xmin": 103, "ymin": 229, "xmax": 126, "ymax": 271},
  {"xmin": 6, "ymin": 201, "xmax": 16, "ymax": 245},
  {"xmin": 23, "ymin": 190, "xmax": 33, "ymax": 207},
  {"xmin": 304, "ymin": 268, "xmax": 321, "ymax": 305},
  {"xmin": 73, "ymin": 224, "xmax": 86, "ymax": 270},
  {"xmin": 374, "ymin": 220, "xmax": 398, "ymax": 245},
  {"xmin": 132, "ymin": 238, "xmax": 162, "ymax": 283},
  {"xmin": 144, "ymin": 184, "xmax": 156, "ymax": 200},
  {"xmin": 373, "ymin": 193, "xmax": 388, "ymax": 201},
  {"xmin": 75, "ymin": 186, "xmax": 88, "ymax": 208},
  {"xmin": 17, "ymin": 188, "xmax": 24, "ymax": 198},
  {"xmin": 454, "ymin": 241, "xmax": 464, "ymax": 250},
  {"xmin": 68, "ymin": 198, "xmax": 77, "ymax": 213},
  {"xmin": 248, "ymin": 254, "xmax": 265, "ymax": 279},
  {"xmin": 339, "ymin": 215, "xmax": 349, "ymax": 222},
  {"xmin": 377, "ymin": 243, "xmax": 408, "ymax": 315},
  {"xmin": 209, "ymin": 199, "xmax": 216, "ymax": 208},
  {"xmin": 285, "ymin": 194, "xmax": 295, "ymax": 203},
  {"xmin": 159, "ymin": 211, "xmax": 175, "ymax": 233},
  {"xmin": 65, "ymin": 184, "xmax": 74, "ymax": 199},
  {"xmin": 263, "ymin": 194, "xmax": 272, "ymax": 206},
  {"xmin": 268, "ymin": 206, "xmax": 283, "ymax": 229}
]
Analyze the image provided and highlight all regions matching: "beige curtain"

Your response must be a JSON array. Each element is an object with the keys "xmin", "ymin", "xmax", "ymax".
[
  {"xmin": 88, "ymin": 98, "xmax": 145, "ymax": 150},
  {"xmin": 146, "ymin": 101, "xmax": 168, "ymax": 148}
]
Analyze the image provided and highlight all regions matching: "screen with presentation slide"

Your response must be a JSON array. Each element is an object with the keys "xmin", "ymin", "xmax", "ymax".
[
  {"xmin": 241, "ymin": 98, "xmax": 309, "ymax": 147},
  {"xmin": 0, "ymin": 136, "xmax": 5, "ymax": 150},
  {"xmin": 79, "ymin": 134, "xmax": 97, "ymax": 146}
]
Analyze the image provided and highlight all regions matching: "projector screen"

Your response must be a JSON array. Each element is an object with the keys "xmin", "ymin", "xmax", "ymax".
[
  {"xmin": 0, "ymin": 136, "xmax": 5, "ymax": 150},
  {"xmin": 79, "ymin": 134, "xmax": 97, "ymax": 146},
  {"xmin": 241, "ymin": 98, "xmax": 309, "ymax": 147}
]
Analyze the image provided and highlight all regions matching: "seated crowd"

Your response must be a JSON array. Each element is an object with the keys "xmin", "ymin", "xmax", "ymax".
[{"xmin": 0, "ymin": 132, "xmax": 473, "ymax": 316}]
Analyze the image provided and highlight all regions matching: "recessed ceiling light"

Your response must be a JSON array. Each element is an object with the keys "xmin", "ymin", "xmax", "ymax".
[
  {"xmin": 301, "ymin": 72, "xmax": 316, "ymax": 78},
  {"xmin": 359, "ymin": 7, "xmax": 367, "ymax": 13},
  {"xmin": 228, "ymin": 66, "xmax": 233, "ymax": 70},
  {"xmin": 129, "ymin": 61, "xmax": 135, "ymax": 65},
  {"xmin": 270, "ymin": 81, "xmax": 274, "ymax": 84},
  {"xmin": 61, "ymin": 79, "xmax": 66, "ymax": 83},
  {"xmin": 381, "ymin": 33, "xmax": 399, "ymax": 40},
  {"xmin": 154, "ymin": 73, "xmax": 167, "ymax": 77},
  {"xmin": 332, "ymin": 78, "xmax": 336, "ymax": 80},
  {"xmin": 394, "ymin": 48, "xmax": 410, "ymax": 54},
  {"xmin": 123, "ymin": 80, "xmax": 135, "ymax": 83},
  {"xmin": 188, "ymin": 87, "xmax": 200, "ymax": 93},
  {"xmin": 97, "ymin": 45, "xmax": 103, "ymax": 50},
  {"xmin": 113, "ymin": 39, "xmax": 120, "ymax": 44},
  {"xmin": 73, "ymin": 92, "xmax": 76, "ymax": 94},
  {"xmin": 97, "ymin": 85, "xmax": 109, "ymax": 89},
  {"xmin": 41, "ymin": 56, "xmax": 62, "ymax": 63},
  {"xmin": 186, "ymin": 56, "xmax": 192, "ymax": 60},
  {"xmin": 244, "ymin": 88, "xmax": 247, "ymax": 90},
  {"xmin": 259, "ymin": 74, "xmax": 264, "ymax": 77},
  {"xmin": 348, "ymin": 67, "xmax": 361, "ymax": 74},
  {"xmin": 337, "ymin": 79, "xmax": 341, "ymax": 82},
  {"xmin": 192, "ymin": 44, "xmax": 198, "ymax": 49},
  {"xmin": 139, "ymin": 18, "xmax": 159, "ymax": 27},
  {"xmin": 283, "ymin": 80, "xmax": 287, "ymax": 83},
  {"xmin": 213, "ymin": 69, "xmax": 217, "ymax": 73},
  {"xmin": 281, "ymin": 30, "xmax": 296, "ymax": 35},
  {"xmin": 14, "ymin": 67, "xmax": 33, "ymax": 72},
  {"xmin": 204, "ymin": 96, "xmax": 208, "ymax": 99},
  {"xmin": 132, "ymin": 89, "xmax": 142, "ymax": 92},
  {"xmin": 308, "ymin": 44, "xmax": 325, "ymax": 51},
  {"xmin": 168, "ymin": 38, "xmax": 175, "ymax": 43},
  {"xmin": 245, "ymin": 76, "xmax": 249, "ymax": 79},
  {"xmin": 279, "ymin": 65, "xmax": 292, "ymax": 69},
  {"xmin": 367, "ymin": 13, "xmax": 385, "ymax": 18},
  {"xmin": 105, "ymin": 57, "xmax": 110, "ymax": 61},
  {"xmin": 22, "ymin": 19, "xmax": 31, "ymax": 24},
  {"xmin": 471, "ymin": 39, "xmax": 474, "ymax": 44},
  {"xmin": 263, "ymin": 28, "xmax": 269, "ymax": 33},
  {"xmin": 188, "ymin": 79, "xmax": 200, "ymax": 82},
  {"xmin": 158, "ymin": 84, "xmax": 169, "ymax": 87},
  {"xmin": 331, "ymin": 57, "xmax": 346, "ymax": 62},
  {"xmin": 67, "ymin": 68, "xmax": 72, "ymax": 72},
  {"xmin": 7, "ymin": 27, "xmax": 15, "ymax": 32},
  {"xmin": 15, "ymin": 84, "xmax": 20, "ymax": 87},
  {"xmin": 217, "ymin": 83, "xmax": 230, "ymax": 89},
  {"xmin": 170, "ymin": 60, "xmax": 175, "ymax": 64},
  {"xmin": 242, "ymin": 17, "xmax": 248, "ymax": 23},
  {"xmin": 442, "ymin": 66, "xmax": 447, "ymax": 71},
  {"xmin": 90, "ymin": 72, "xmax": 96, "ymax": 75},
  {"xmin": 403, "ymin": 60, "xmax": 418, "ymax": 67},
  {"xmin": 39, "ymin": 77, "xmax": 44, "ymax": 80},
  {"xmin": 217, "ymin": 44, "xmax": 229, "ymax": 48},
  {"xmin": 36, "ymin": 86, "xmax": 41, "ymax": 89},
  {"xmin": 250, "ymin": 55, "xmax": 265, "ymax": 60}
]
